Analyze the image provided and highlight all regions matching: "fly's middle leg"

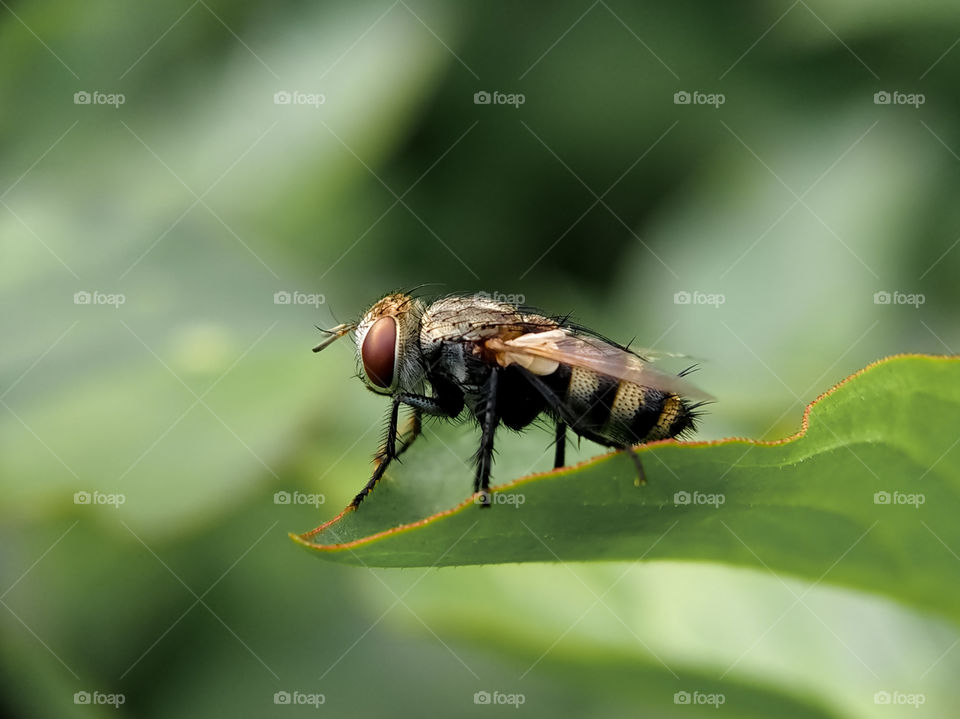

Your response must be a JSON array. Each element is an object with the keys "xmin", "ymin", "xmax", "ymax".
[{"xmin": 474, "ymin": 368, "xmax": 500, "ymax": 507}]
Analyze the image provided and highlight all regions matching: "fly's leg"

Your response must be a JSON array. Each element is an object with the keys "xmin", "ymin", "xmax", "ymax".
[
  {"xmin": 474, "ymin": 368, "xmax": 500, "ymax": 507},
  {"xmin": 397, "ymin": 391, "xmax": 462, "ymax": 418},
  {"xmin": 356, "ymin": 392, "xmax": 461, "ymax": 511},
  {"xmin": 351, "ymin": 398, "xmax": 400, "ymax": 509},
  {"xmin": 372, "ymin": 409, "xmax": 421, "ymax": 471},
  {"xmin": 394, "ymin": 409, "xmax": 422, "ymax": 460},
  {"xmin": 553, "ymin": 421, "xmax": 567, "ymax": 469},
  {"xmin": 393, "ymin": 387, "xmax": 463, "ymax": 460},
  {"xmin": 626, "ymin": 448, "xmax": 647, "ymax": 486}
]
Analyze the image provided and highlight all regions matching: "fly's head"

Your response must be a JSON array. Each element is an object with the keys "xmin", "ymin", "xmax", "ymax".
[
  {"xmin": 354, "ymin": 293, "xmax": 427, "ymax": 395},
  {"xmin": 312, "ymin": 293, "xmax": 426, "ymax": 396}
]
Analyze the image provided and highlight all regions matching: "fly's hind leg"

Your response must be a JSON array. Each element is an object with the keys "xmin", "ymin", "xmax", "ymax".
[
  {"xmin": 625, "ymin": 447, "xmax": 647, "ymax": 486},
  {"xmin": 553, "ymin": 421, "xmax": 567, "ymax": 469},
  {"xmin": 574, "ymin": 425, "xmax": 648, "ymax": 487}
]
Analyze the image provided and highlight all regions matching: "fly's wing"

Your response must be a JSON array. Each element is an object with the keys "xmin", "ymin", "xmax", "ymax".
[
  {"xmin": 485, "ymin": 329, "xmax": 713, "ymax": 400},
  {"xmin": 557, "ymin": 321, "xmax": 696, "ymax": 363}
]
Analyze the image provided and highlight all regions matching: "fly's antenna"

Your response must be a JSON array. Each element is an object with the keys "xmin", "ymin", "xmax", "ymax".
[{"xmin": 312, "ymin": 323, "xmax": 355, "ymax": 353}]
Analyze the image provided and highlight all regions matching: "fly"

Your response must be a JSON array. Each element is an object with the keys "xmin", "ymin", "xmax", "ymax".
[{"xmin": 313, "ymin": 292, "xmax": 710, "ymax": 508}]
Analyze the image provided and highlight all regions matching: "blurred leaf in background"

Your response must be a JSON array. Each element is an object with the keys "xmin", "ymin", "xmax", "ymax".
[{"xmin": 1, "ymin": 1, "xmax": 959, "ymax": 717}]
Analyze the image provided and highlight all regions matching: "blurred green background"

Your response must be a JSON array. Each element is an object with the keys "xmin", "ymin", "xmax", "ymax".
[{"xmin": 2, "ymin": 1, "xmax": 959, "ymax": 717}]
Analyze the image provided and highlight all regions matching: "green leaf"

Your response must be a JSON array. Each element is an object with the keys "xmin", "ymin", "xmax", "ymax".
[{"xmin": 293, "ymin": 354, "xmax": 960, "ymax": 623}]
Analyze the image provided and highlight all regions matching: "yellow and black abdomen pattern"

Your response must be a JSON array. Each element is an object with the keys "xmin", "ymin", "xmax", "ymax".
[{"xmin": 541, "ymin": 364, "xmax": 696, "ymax": 447}]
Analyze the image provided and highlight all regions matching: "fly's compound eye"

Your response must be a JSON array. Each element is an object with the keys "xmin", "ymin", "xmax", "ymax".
[{"xmin": 361, "ymin": 316, "xmax": 397, "ymax": 389}]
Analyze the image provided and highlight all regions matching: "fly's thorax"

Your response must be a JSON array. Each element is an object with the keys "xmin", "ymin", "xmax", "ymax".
[
  {"xmin": 418, "ymin": 296, "xmax": 559, "ymax": 397},
  {"xmin": 419, "ymin": 296, "xmax": 556, "ymax": 355},
  {"xmin": 354, "ymin": 293, "xmax": 426, "ymax": 395}
]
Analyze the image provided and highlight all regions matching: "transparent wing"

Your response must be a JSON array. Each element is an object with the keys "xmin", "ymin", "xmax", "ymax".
[{"xmin": 486, "ymin": 329, "xmax": 713, "ymax": 400}]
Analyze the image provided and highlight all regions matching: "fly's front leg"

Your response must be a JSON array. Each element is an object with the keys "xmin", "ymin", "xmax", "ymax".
[
  {"xmin": 355, "ymin": 392, "xmax": 460, "ymax": 510},
  {"xmin": 397, "ymin": 391, "xmax": 462, "ymax": 418},
  {"xmin": 395, "ymin": 390, "xmax": 461, "ymax": 457},
  {"xmin": 393, "ymin": 387, "xmax": 464, "ymax": 459},
  {"xmin": 351, "ymin": 398, "xmax": 400, "ymax": 509},
  {"xmin": 553, "ymin": 421, "xmax": 567, "ymax": 469},
  {"xmin": 394, "ymin": 409, "xmax": 422, "ymax": 459},
  {"xmin": 475, "ymin": 368, "xmax": 500, "ymax": 507}
]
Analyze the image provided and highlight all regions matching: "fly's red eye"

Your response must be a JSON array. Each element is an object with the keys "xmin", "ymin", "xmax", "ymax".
[{"xmin": 361, "ymin": 316, "xmax": 397, "ymax": 388}]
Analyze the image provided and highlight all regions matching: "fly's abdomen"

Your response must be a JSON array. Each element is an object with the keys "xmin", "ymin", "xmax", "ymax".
[{"xmin": 547, "ymin": 364, "xmax": 695, "ymax": 446}]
